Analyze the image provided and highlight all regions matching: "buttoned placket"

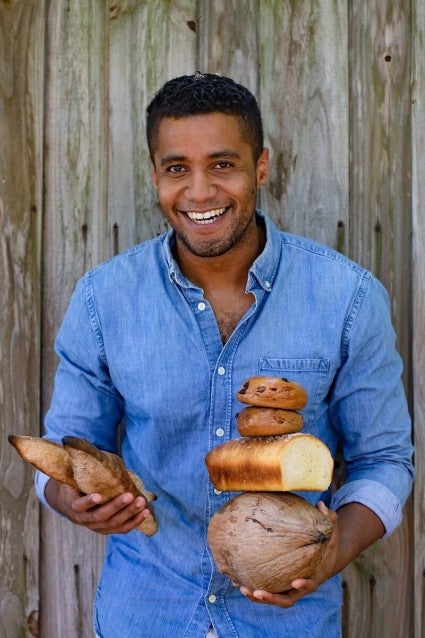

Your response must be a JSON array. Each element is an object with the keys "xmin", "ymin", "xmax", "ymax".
[{"xmin": 179, "ymin": 280, "xmax": 271, "ymax": 634}]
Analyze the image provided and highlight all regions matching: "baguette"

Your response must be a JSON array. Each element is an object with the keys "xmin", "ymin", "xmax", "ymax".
[
  {"xmin": 8, "ymin": 434, "xmax": 158, "ymax": 536},
  {"xmin": 205, "ymin": 433, "xmax": 333, "ymax": 492},
  {"xmin": 236, "ymin": 376, "xmax": 308, "ymax": 410},
  {"xmin": 62, "ymin": 436, "xmax": 158, "ymax": 536},
  {"xmin": 8, "ymin": 434, "xmax": 80, "ymax": 491},
  {"xmin": 236, "ymin": 406, "xmax": 303, "ymax": 437}
]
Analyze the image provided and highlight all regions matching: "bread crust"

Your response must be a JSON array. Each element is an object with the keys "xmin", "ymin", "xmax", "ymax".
[
  {"xmin": 236, "ymin": 376, "xmax": 308, "ymax": 410},
  {"xmin": 8, "ymin": 434, "xmax": 80, "ymax": 491},
  {"xmin": 8, "ymin": 434, "xmax": 158, "ymax": 536},
  {"xmin": 205, "ymin": 433, "xmax": 333, "ymax": 492},
  {"xmin": 236, "ymin": 406, "xmax": 303, "ymax": 437}
]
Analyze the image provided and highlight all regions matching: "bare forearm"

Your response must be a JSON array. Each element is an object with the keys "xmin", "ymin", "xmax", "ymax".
[{"xmin": 332, "ymin": 501, "xmax": 385, "ymax": 575}]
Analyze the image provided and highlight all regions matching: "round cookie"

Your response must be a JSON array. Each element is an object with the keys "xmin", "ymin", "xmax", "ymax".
[
  {"xmin": 236, "ymin": 406, "xmax": 303, "ymax": 437},
  {"xmin": 236, "ymin": 376, "xmax": 308, "ymax": 410}
]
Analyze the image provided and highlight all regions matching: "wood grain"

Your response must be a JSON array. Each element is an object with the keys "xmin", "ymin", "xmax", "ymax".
[
  {"xmin": 0, "ymin": 0, "xmax": 44, "ymax": 635},
  {"xmin": 412, "ymin": 1, "xmax": 425, "ymax": 636},
  {"xmin": 258, "ymin": 0, "xmax": 349, "ymax": 250},
  {"xmin": 40, "ymin": 2, "xmax": 109, "ymax": 636},
  {"xmin": 0, "ymin": 1, "xmax": 422, "ymax": 636}
]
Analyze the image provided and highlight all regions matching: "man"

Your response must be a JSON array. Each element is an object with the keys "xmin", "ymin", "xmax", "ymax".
[{"xmin": 36, "ymin": 73, "xmax": 414, "ymax": 638}]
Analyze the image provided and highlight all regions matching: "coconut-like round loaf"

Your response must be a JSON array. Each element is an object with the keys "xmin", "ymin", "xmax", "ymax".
[
  {"xmin": 236, "ymin": 406, "xmax": 303, "ymax": 437},
  {"xmin": 236, "ymin": 376, "xmax": 308, "ymax": 410},
  {"xmin": 207, "ymin": 492, "xmax": 333, "ymax": 593}
]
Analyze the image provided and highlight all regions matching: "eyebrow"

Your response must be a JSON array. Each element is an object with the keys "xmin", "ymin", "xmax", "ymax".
[{"xmin": 159, "ymin": 149, "xmax": 241, "ymax": 167}]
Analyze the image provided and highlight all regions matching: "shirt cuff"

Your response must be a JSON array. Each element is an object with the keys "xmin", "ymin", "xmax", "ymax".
[
  {"xmin": 331, "ymin": 479, "xmax": 402, "ymax": 538},
  {"xmin": 34, "ymin": 469, "xmax": 62, "ymax": 514}
]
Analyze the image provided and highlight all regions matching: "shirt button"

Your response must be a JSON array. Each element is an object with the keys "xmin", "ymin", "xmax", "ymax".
[
  {"xmin": 197, "ymin": 302, "xmax": 206, "ymax": 311},
  {"xmin": 215, "ymin": 428, "xmax": 225, "ymax": 437},
  {"xmin": 208, "ymin": 594, "xmax": 217, "ymax": 603},
  {"xmin": 217, "ymin": 366, "xmax": 225, "ymax": 375},
  {"xmin": 265, "ymin": 280, "xmax": 271, "ymax": 290},
  {"xmin": 214, "ymin": 488, "xmax": 222, "ymax": 495}
]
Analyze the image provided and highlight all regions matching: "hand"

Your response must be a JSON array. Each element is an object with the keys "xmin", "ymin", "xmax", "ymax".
[
  {"xmin": 45, "ymin": 479, "xmax": 152, "ymax": 535},
  {"xmin": 240, "ymin": 501, "xmax": 339, "ymax": 608}
]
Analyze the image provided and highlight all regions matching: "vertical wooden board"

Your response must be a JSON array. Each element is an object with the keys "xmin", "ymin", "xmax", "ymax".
[
  {"xmin": 343, "ymin": 3, "xmax": 413, "ymax": 638},
  {"xmin": 0, "ymin": 0, "xmax": 44, "ymax": 635},
  {"xmin": 41, "ymin": 1, "xmax": 109, "ymax": 637},
  {"xmin": 258, "ymin": 0, "xmax": 349, "ymax": 250},
  {"xmin": 108, "ymin": 0, "xmax": 197, "ymax": 254},
  {"xmin": 348, "ymin": 1, "xmax": 412, "ymax": 362},
  {"xmin": 197, "ymin": 0, "xmax": 260, "ymax": 94},
  {"xmin": 412, "ymin": 1, "xmax": 425, "ymax": 635}
]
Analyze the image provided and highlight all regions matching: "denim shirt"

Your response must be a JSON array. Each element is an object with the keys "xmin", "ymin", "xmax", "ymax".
[{"xmin": 36, "ymin": 212, "xmax": 414, "ymax": 638}]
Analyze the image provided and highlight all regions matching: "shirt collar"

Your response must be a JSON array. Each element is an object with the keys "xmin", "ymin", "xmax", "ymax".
[{"xmin": 162, "ymin": 210, "xmax": 281, "ymax": 292}]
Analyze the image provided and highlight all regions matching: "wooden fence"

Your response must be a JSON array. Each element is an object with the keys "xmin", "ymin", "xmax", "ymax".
[{"xmin": 1, "ymin": 1, "xmax": 424, "ymax": 636}]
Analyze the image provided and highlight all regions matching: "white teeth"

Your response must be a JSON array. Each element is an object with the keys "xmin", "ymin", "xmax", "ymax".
[{"xmin": 186, "ymin": 208, "xmax": 226, "ymax": 224}]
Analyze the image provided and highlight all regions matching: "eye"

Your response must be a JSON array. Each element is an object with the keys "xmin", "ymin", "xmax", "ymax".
[
  {"xmin": 214, "ymin": 161, "xmax": 232, "ymax": 169},
  {"xmin": 168, "ymin": 165, "xmax": 187, "ymax": 174}
]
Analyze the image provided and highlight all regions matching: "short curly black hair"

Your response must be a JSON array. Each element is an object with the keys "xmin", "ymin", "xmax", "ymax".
[{"xmin": 146, "ymin": 73, "xmax": 264, "ymax": 161}]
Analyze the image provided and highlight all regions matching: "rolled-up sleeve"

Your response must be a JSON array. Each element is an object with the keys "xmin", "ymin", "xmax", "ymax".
[
  {"xmin": 36, "ymin": 274, "xmax": 124, "ymax": 506},
  {"xmin": 329, "ymin": 275, "xmax": 414, "ymax": 537}
]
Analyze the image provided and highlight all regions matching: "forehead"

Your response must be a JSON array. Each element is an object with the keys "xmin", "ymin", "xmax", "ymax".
[{"xmin": 153, "ymin": 113, "xmax": 250, "ymax": 157}]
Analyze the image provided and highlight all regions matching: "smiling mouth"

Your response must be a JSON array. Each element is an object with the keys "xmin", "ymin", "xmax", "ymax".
[{"xmin": 185, "ymin": 207, "xmax": 227, "ymax": 225}]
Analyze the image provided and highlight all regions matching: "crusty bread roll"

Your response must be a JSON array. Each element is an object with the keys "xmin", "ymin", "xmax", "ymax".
[
  {"xmin": 236, "ymin": 406, "xmax": 303, "ymax": 437},
  {"xmin": 236, "ymin": 376, "xmax": 308, "ymax": 410},
  {"xmin": 205, "ymin": 433, "xmax": 333, "ymax": 492},
  {"xmin": 8, "ymin": 434, "xmax": 158, "ymax": 536}
]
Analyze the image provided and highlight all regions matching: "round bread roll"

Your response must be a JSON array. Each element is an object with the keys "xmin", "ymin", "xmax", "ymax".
[
  {"xmin": 236, "ymin": 376, "xmax": 308, "ymax": 410},
  {"xmin": 236, "ymin": 406, "xmax": 303, "ymax": 437}
]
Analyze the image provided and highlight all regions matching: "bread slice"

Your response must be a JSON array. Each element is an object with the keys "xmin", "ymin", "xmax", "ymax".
[
  {"xmin": 236, "ymin": 376, "xmax": 308, "ymax": 410},
  {"xmin": 205, "ymin": 433, "xmax": 333, "ymax": 492},
  {"xmin": 236, "ymin": 406, "xmax": 303, "ymax": 437}
]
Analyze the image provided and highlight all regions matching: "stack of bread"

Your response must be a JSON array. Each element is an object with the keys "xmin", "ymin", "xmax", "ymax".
[
  {"xmin": 205, "ymin": 376, "xmax": 333, "ymax": 492},
  {"xmin": 205, "ymin": 376, "xmax": 334, "ymax": 593}
]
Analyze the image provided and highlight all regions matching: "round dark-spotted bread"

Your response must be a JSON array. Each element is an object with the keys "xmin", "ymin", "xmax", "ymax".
[
  {"xmin": 236, "ymin": 376, "xmax": 308, "ymax": 410},
  {"xmin": 236, "ymin": 406, "xmax": 303, "ymax": 437}
]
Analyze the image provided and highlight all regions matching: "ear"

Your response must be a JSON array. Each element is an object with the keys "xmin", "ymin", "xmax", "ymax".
[
  {"xmin": 150, "ymin": 159, "xmax": 158, "ymax": 190},
  {"xmin": 256, "ymin": 148, "xmax": 269, "ymax": 187}
]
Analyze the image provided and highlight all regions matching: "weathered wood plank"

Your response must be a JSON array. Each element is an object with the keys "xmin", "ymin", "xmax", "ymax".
[
  {"xmin": 342, "ymin": 3, "xmax": 413, "ymax": 637},
  {"xmin": 108, "ymin": 0, "xmax": 197, "ymax": 253},
  {"xmin": 0, "ymin": 1, "xmax": 417, "ymax": 637},
  {"xmin": 258, "ymin": 0, "xmax": 349, "ymax": 250},
  {"xmin": 40, "ymin": 1, "xmax": 109, "ymax": 636},
  {"xmin": 197, "ymin": 0, "xmax": 259, "ymax": 94},
  {"xmin": 412, "ymin": 1, "xmax": 425, "ymax": 636},
  {"xmin": 0, "ymin": 0, "xmax": 44, "ymax": 635}
]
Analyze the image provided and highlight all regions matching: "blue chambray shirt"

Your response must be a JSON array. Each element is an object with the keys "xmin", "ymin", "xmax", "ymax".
[{"xmin": 36, "ymin": 212, "xmax": 414, "ymax": 638}]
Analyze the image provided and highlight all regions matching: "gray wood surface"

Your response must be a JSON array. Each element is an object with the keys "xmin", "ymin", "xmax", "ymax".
[{"xmin": 0, "ymin": 1, "xmax": 421, "ymax": 636}]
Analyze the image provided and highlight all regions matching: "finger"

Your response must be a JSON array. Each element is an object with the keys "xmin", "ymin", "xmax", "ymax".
[
  {"xmin": 82, "ymin": 495, "xmax": 148, "ymax": 530},
  {"xmin": 290, "ymin": 578, "xmax": 317, "ymax": 593},
  {"xmin": 70, "ymin": 492, "xmax": 103, "ymax": 513},
  {"xmin": 240, "ymin": 586, "xmax": 303, "ymax": 608},
  {"xmin": 316, "ymin": 500, "xmax": 338, "ymax": 525},
  {"xmin": 90, "ymin": 506, "xmax": 152, "ymax": 535}
]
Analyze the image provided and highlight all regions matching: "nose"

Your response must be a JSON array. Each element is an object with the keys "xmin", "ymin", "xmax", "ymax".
[{"xmin": 185, "ymin": 169, "xmax": 217, "ymax": 202}]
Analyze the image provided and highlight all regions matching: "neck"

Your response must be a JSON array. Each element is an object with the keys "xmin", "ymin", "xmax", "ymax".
[{"xmin": 175, "ymin": 224, "xmax": 265, "ymax": 294}]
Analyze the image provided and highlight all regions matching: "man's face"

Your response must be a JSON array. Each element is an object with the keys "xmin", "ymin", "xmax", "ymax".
[{"xmin": 150, "ymin": 113, "xmax": 269, "ymax": 259}]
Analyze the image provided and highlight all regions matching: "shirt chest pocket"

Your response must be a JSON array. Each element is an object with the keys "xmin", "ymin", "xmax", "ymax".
[{"xmin": 258, "ymin": 357, "xmax": 332, "ymax": 429}]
